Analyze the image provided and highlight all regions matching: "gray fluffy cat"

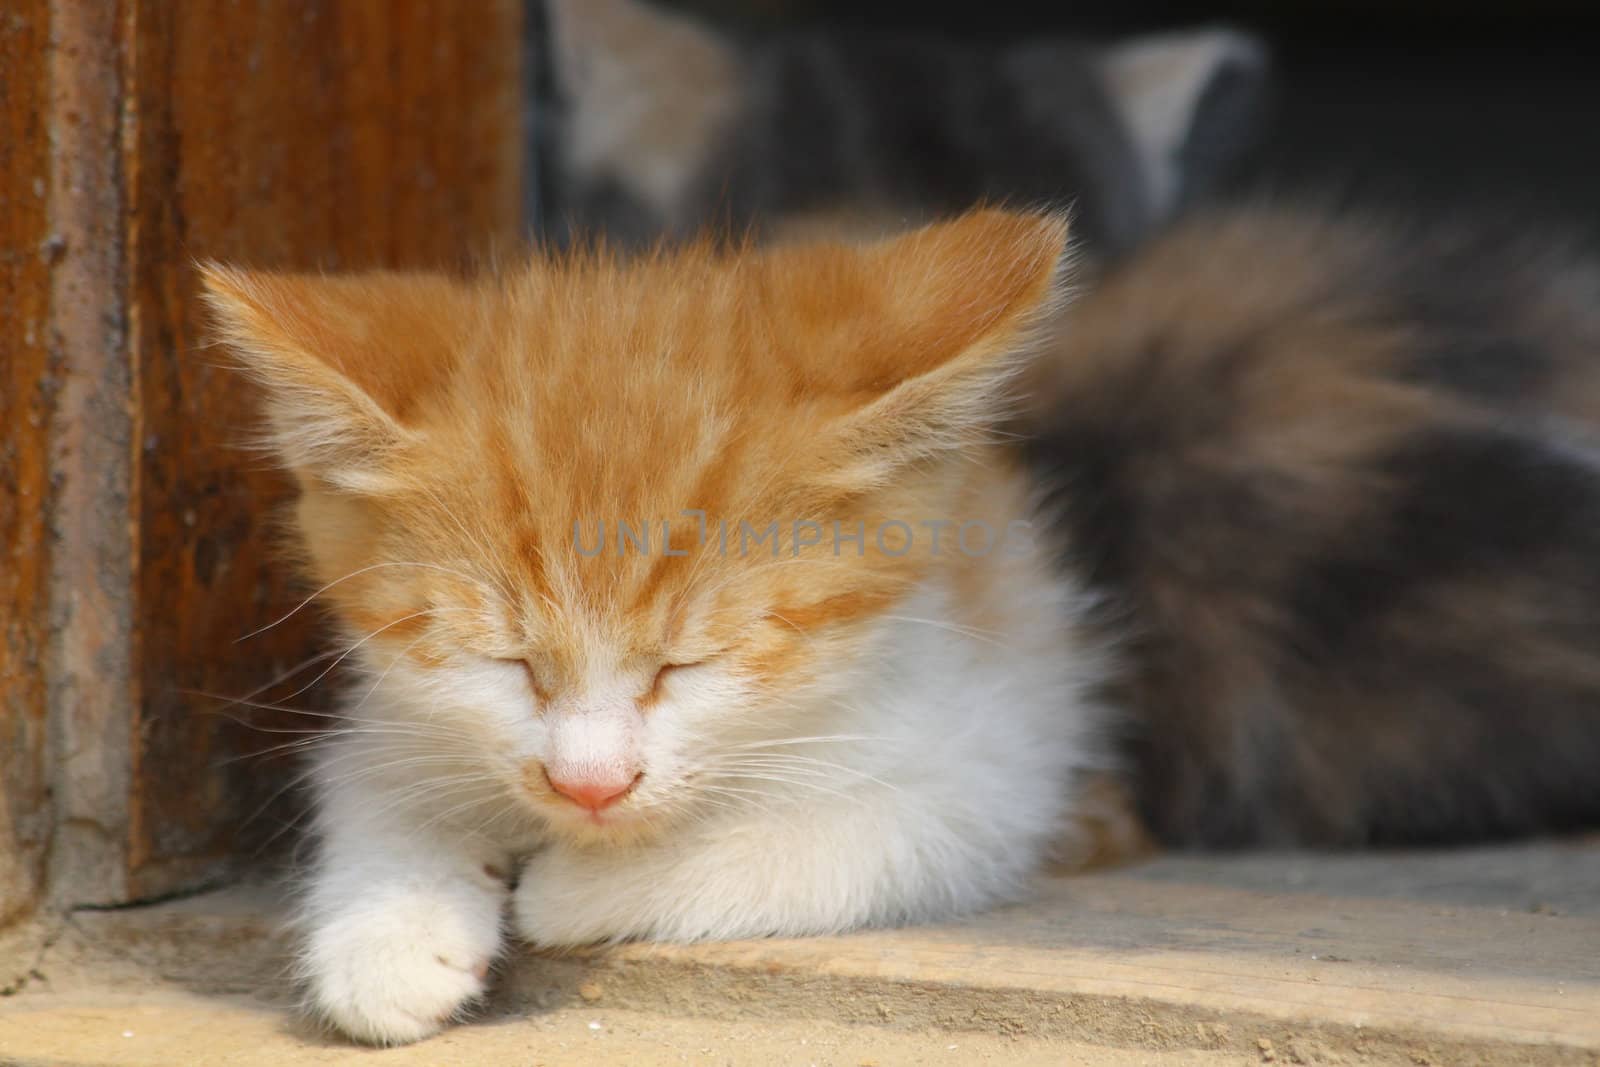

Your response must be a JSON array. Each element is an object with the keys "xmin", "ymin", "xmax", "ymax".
[{"xmin": 537, "ymin": 0, "xmax": 1268, "ymax": 253}]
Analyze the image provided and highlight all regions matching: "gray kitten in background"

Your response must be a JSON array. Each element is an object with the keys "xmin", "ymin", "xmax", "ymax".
[{"xmin": 536, "ymin": 0, "xmax": 1268, "ymax": 253}]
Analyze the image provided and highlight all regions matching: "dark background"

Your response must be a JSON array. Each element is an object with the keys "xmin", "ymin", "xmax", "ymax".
[{"xmin": 532, "ymin": 1, "xmax": 1600, "ymax": 230}]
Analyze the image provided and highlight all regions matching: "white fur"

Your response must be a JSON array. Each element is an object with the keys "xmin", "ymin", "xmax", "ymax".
[
  {"xmin": 297, "ymin": 789, "xmax": 509, "ymax": 1044},
  {"xmin": 296, "ymin": 554, "xmax": 1103, "ymax": 1044},
  {"xmin": 1099, "ymin": 29, "xmax": 1265, "ymax": 217}
]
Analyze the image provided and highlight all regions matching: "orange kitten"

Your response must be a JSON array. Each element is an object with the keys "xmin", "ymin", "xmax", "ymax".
[{"xmin": 202, "ymin": 210, "xmax": 1104, "ymax": 1046}]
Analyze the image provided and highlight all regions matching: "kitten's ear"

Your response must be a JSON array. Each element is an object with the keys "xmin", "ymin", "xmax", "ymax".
[
  {"xmin": 1099, "ymin": 28, "xmax": 1270, "ymax": 218},
  {"xmin": 544, "ymin": 0, "xmax": 743, "ymax": 220},
  {"xmin": 806, "ymin": 210, "xmax": 1071, "ymax": 487},
  {"xmin": 198, "ymin": 265, "xmax": 467, "ymax": 493}
]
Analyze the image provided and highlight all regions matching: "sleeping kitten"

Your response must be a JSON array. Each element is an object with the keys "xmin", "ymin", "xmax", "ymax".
[
  {"xmin": 205, "ymin": 202, "xmax": 1600, "ymax": 1046},
  {"xmin": 202, "ymin": 212, "xmax": 1103, "ymax": 1045},
  {"xmin": 538, "ymin": 0, "xmax": 1268, "ymax": 253}
]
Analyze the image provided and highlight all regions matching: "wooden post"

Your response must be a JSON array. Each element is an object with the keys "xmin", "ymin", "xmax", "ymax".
[
  {"xmin": 0, "ymin": 0, "xmax": 523, "ymax": 920},
  {"xmin": 0, "ymin": 0, "xmax": 56, "ymax": 929}
]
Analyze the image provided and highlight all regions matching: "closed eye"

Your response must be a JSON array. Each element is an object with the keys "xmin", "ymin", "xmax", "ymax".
[
  {"xmin": 495, "ymin": 657, "xmax": 549, "ymax": 701},
  {"xmin": 645, "ymin": 660, "xmax": 704, "ymax": 704}
]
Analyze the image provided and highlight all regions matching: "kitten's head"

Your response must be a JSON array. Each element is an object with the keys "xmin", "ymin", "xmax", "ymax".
[
  {"xmin": 540, "ymin": 0, "xmax": 1268, "ymax": 252},
  {"xmin": 203, "ymin": 209, "xmax": 1068, "ymax": 845}
]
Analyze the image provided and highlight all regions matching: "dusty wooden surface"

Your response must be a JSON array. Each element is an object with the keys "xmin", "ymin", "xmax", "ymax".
[
  {"xmin": 596, "ymin": 874, "xmax": 1600, "ymax": 1052},
  {"xmin": 0, "ymin": 997, "xmax": 1241, "ymax": 1067},
  {"xmin": 4, "ymin": 845, "xmax": 1597, "ymax": 1064},
  {"xmin": 0, "ymin": 0, "xmax": 55, "ymax": 927},
  {"xmin": 0, "ymin": 0, "xmax": 523, "ymax": 915}
]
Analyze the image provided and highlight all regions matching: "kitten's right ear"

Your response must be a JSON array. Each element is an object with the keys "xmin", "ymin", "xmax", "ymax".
[
  {"xmin": 198, "ymin": 265, "xmax": 466, "ymax": 493},
  {"xmin": 1099, "ymin": 28, "xmax": 1270, "ymax": 218},
  {"xmin": 544, "ymin": 0, "xmax": 743, "ymax": 221}
]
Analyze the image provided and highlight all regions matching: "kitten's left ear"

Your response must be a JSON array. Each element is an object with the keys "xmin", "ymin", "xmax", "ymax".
[
  {"xmin": 1099, "ymin": 28, "xmax": 1270, "ymax": 218},
  {"xmin": 802, "ymin": 209, "xmax": 1071, "ymax": 488},
  {"xmin": 198, "ymin": 265, "xmax": 470, "ymax": 493}
]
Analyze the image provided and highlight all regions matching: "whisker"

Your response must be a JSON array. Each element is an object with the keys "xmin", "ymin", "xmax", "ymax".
[
  {"xmin": 700, "ymin": 771, "xmax": 858, "ymax": 806},
  {"xmin": 235, "ymin": 561, "xmax": 493, "ymax": 644},
  {"xmin": 175, "ymin": 650, "xmax": 342, "ymax": 714},
  {"xmin": 189, "ymin": 695, "xmax": 477, "ymax": 743},
  {"xmin": 410, "ymin": 783, "xmax": 516, "ymax": 837},
  {"xmin": 705, "ymin": 754, "xmax": 901, "ymax": 794},
  {"xmin": 346, "ymin": 630, "xmax": 434, "ymax": 713},
  {"xmin": 880, "ymin": 614, "xmax": 1005, "ymax": 647},
  {"xmin": 717, "ymin": 734, "xmax": 891, "ymax": 750},
  {"xmin": 274, "ymin": 609, "xmax": 445, "ymax": 703},
  {"xmin": 227, "ymin": 742, "xmax": 484, "ymax": 830}
]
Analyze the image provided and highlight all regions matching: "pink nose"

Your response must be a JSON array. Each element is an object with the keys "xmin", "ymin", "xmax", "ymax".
[{"xmin": 546, "ymin": 771, "xmax": 639, "ymax": 812}]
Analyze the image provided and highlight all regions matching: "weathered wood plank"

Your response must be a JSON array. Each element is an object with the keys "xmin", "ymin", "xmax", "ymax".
[
  {"xmin": 0, "ymin": 0, "xmax": 56, "ymax": 927},
  {"xmin": 42, "ymin": 0, "xmax": 140, "ymax": 911},
  {"xmin": 122, "ymin": 0, "xmax": 524, "ymax": 897},
  {"xmin": 2, "ymin": 1, "xmax": 523, "ymax": 915}
]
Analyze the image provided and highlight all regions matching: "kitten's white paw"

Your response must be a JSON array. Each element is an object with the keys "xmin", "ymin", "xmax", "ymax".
[{"xmin": 302, "ymin": 886, "xmax": 504, "ymax": 1045}]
